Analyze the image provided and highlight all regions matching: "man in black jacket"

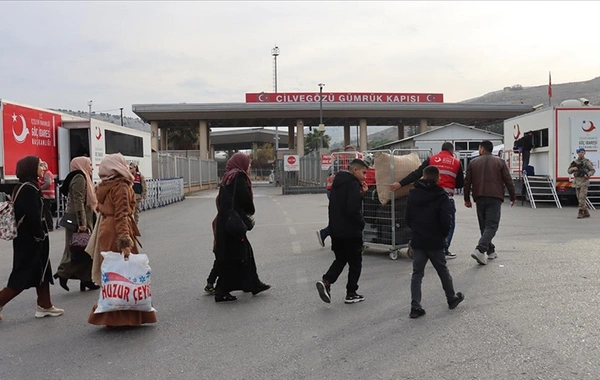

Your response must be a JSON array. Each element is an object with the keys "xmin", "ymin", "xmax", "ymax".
[
  {"xmin": 405, "ymin": 166, "xmax": 464, "ymax": 318},
  {"xmin": 316, "ymin": 159, "xmax": 368, "ymax": 304}
]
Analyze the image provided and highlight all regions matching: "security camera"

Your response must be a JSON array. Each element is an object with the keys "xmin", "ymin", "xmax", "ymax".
[
  {"xmin": 532, "ymin": 103, "xmax": 544, "ymax": 110},
  {"xmin": 579, "ymin": 98, "xmax": 590, "ymax": 105}
]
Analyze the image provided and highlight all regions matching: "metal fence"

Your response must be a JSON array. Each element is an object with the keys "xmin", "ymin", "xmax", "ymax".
[
  {"xmin": 152, "ymin": 152, "xmax": 218, "ymax": 192},
  {"xmin": 280, "ymin": 151, "xmax": 331, "ymax": 195}
]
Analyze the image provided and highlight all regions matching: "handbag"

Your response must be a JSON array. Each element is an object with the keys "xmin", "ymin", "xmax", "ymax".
[
  {"xmin": 224, "ymin": 178, "xmax": 250, "ymax": 239},
  {"xmin": 59, "ymin": 213, "xmax": 78, "ymax": 232},
  {"xmin": 0, "ymin": 183, "xmax": 28, "ymax": 241},
  {"xmin": 70, "ymin": 229, "xmax": 91, "ymax": 263}
]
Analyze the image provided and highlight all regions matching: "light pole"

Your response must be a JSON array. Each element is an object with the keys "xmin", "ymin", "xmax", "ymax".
[
  {"xmin": 318, "ymin": 83, "xmax": 325, "ymax": 151},
  {"xmin": 87, "ymin": 100, "xmax": 93, "ymax": 121},
  {"xmin": 271, "ymin": 45, "xmax": 280, "ymax": 186}
]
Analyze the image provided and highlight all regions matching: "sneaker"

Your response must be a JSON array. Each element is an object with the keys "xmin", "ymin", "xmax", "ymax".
[
  {"xmin": 316, "ymin": 281, "xmax": 331, "ymax": 303},
  {"xmin": 204, "ymin": 283, "xmax": 216, "ymax": 294},
  {"xmin": 445, "ymin": 251, "xmax": 457, "ymax": 260},
  {"xmin": 487, "ymin": 251, "xmax": 498, "ymax": 260},
  {"xmin": 409, "ymin": 308, "xmax": 426, "ymax": 318},
  {"xmin": 35, "ymin": 305, "xmax": 64, "ymax": 318},
  {"xmin": 448, "ymin": 292, "xmax": 465, "ymax": 310},
  {"xmin": 344, "ymin": 293, "xmax": 365, "ymax": 304},
  {"xmin": 316, "ymin": 230, "xmax": 325, "ymax": 248},
  {"xmin": 471, "ymin": 249, "xmax": 488, "ymax": 265}
]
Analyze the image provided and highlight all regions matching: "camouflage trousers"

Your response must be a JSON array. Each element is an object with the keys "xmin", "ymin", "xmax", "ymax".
[
  {"xmin": 134, "ymin": 195, "xmax": 142, "ymax": 224},
  {"xmin": 576, "ymin": 184, "xmax": 589, "ymax": 210}
]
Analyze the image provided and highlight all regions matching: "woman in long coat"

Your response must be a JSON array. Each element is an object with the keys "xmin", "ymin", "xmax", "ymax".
[
  {"xmin": 214, "ymin": 152, "xmax": 270, "ymax": 302},
  {"xmin": 54, "ymin": 156, "xmax": 99, "ymax": 291},
  {"xmin": 87, "ymin": 153, "xmax": 157, "ymax": 327},
  {"xmin": 0, "ymin": 155, "xmax": 64, "ymax": 320}
]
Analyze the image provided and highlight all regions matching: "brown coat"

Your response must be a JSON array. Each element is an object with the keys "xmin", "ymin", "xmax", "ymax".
[
  {"xmin": 464, "ymin": 153, "xmax": 516, "ymax": 202},
  {"xmin": 96, "ymin": 178, "xmax": 140, "ymax": 253}
]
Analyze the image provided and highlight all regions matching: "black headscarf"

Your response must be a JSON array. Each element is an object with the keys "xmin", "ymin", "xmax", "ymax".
[{"xmin": 16, "ymin": 155, "xmax": 40, "ymax": 184}]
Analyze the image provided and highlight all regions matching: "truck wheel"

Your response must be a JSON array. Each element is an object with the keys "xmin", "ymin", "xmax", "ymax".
[{"xmin": 389, "ymin": 250, "xmax": 399, "ymax": 260}]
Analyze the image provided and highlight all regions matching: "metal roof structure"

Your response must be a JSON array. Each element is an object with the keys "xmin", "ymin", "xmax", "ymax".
[
  {"xmin": 132, "ymin": 102, "xmax": 535, "ymax": 129},
  {"xmin": 210, "ymin": 128, "xmax": 289, "ymax": 150}
]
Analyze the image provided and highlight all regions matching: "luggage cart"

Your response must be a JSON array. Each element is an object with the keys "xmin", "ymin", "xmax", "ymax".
[{"xmin": 362, "ymin": 148, "xmax": 432, "ymax": 260}]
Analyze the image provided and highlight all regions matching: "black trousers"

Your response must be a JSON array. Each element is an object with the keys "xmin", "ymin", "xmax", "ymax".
[
  {"xmin": 42, "ymin": 198, "xmax": 55, "ymax": 230},
  {"xmin": 323, "ymin": 237, "xmax": 363, "ymax": 293}
]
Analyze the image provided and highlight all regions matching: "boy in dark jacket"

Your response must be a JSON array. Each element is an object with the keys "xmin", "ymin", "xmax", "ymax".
[
  {"xmin": 316, "ymin": 159, "xmax": 369, "ymax": 304},
  {"xmin": 405, "ymin": 166, "xmax": 464, "ymax": 318}
]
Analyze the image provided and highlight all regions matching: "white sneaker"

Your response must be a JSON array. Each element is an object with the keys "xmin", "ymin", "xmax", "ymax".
[
  {"xmin": 471, "ymin": 249, "xmax": 488, "ymax": 265},
  {"xmin": 35, "ymin": 305, "xmax": 64, "ymax": 318},
  {"xmin": 487, "ymin": 252, "xmax": 498, "ymax": 260}
]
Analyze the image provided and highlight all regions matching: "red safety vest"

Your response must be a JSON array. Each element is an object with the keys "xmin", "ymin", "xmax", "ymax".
[
  {"xmin": 429, "ymin": 151, "xmax": 461, "ymax": 195},
  {"xmin": 39, "ymin": 170, "xmax": 55, "ymax": 199}
]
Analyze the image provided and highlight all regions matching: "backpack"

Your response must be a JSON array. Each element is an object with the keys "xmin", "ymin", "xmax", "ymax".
[{"xmin": 0, "ymin": 183, "xmax": 30, "ymax": 241}]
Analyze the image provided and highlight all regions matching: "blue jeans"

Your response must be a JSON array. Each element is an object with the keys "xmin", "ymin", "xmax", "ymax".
[{"xmin": 445, "ymin": 196, "xmax": 456, "ymax": 254}]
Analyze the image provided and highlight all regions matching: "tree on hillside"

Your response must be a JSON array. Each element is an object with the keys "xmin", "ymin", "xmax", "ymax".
[
  {"xmin": 304, "ymin": 130, "xmax": 331, "ymax": 155},
  {"xmin": 167, "ymin": 127, "xmax": 199, "ymax": 150}
]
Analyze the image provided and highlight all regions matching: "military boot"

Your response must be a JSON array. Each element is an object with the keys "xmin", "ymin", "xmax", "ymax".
[
  {"xmin": 577, "ymin": 209, "xmax": 585, "ymax": 219},
  {"xmin": 583, "ymin": 209, "xmax": 591, "ymax": 218}
]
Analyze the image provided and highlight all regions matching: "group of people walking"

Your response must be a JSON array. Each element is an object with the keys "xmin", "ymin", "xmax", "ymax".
[{"xmin": 0, "ymin": 154, "xmax": 156, "ymax": 327}]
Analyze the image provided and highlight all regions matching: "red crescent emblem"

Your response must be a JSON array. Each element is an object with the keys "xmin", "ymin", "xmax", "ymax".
[
  {"xmin": 582, "ymin": 121, "xmax": 596, "ymax": 133},
  {"xmin": 95, "ymin": 127, "xmax": 102, "ymax": 140},
  {"xmin": 513, "ymin": 124, "xmax": 521, "ymax": 140}
]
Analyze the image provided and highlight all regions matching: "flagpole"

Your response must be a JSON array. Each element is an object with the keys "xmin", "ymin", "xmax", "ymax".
[{"xmin": 548, "ymin": 71, "xmax": 552, "ymax": 107}]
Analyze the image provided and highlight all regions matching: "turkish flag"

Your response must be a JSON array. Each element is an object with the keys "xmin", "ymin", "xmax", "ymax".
[{"xmin": 548, "ymin": 71, "xmax": 553, "ymax": 98}]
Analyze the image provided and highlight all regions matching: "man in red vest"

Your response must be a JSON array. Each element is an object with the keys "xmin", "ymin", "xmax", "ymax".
[
  {"xmin": 390, "ymin": 142, "xmax": 463, "ymax": 259},
  {"xmin": 39, "ymin": 161, "xmax": 56, "ymax": 231}
]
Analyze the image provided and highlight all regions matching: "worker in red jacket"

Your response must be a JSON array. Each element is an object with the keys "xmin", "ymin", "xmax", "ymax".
[
  {"xmin": 39, "ymin": 161, "xmax": 56, "ymax": 231},
  {"xmin": 390, "ymin": 142, "xmax": 463, "ymax": 260}
]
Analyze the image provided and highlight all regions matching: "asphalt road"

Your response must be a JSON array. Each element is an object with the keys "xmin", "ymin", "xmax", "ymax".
[{"xmin": 1, "ymin": 186, "xmax": 599, "ymax": 380}]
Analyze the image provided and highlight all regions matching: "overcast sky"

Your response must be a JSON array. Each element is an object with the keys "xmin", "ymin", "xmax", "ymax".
[{"xmin": 1, "ymin": 1, "xmax": 598, "ymax": 118}]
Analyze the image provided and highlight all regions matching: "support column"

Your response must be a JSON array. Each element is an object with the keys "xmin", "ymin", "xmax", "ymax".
[
  {"xmin": 159, "ymin": 127, "xmax": 168, "ymax": 151},
  {"xmin": 151, "ymin": 121, "xmax": 159, "ymax": 151},
  {"xmin": 288, "ymin": 126, "xmax": 295, "ymax": 151},
  {"xmin": 359, "ymin": 119, "xmax": 368, "ymax": 152},
  {"xmin": 397, "ymin": 124, "xmax": 405, "ymax": 140},
  {"xmin": 420, "ymin": 118, "xmax": 428, "ymax": 134},
  {"xmin": 209, "ymin": 145, "xmax": 215, "ymax": 160},
  {"xmin": 343, "ymin": 124, "xmax": 351, "ymax": 147},
  {"xmin": 296, "ymin": 120, "xmax": 304, "ymax": 156},
  {"xmin": 198, "ymin": 120, "xmax": 209, "ymax": 160}
]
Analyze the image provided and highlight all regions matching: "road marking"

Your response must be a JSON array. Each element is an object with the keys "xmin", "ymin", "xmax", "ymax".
[{"xmin": 289, "ymin": 226, "xmax": 297, "ymax": 235}]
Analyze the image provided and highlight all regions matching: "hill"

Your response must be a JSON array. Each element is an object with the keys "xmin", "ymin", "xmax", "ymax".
[
  {"xmin": 51, "ymin": 109, "xmax": 151, "ymax": 132},
  {"xmin": 461, "ymin": 76, "xmax": 600, "ymax": 106}
]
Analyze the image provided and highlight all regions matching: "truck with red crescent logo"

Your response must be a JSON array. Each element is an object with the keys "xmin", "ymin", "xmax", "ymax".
[
  {"xmin": 503, "ymin": 101, "xmax": 600, "ymax": 204},
  {"xmin": 1, "ymin": 99, "xmax": 151, "ymax": 194}
]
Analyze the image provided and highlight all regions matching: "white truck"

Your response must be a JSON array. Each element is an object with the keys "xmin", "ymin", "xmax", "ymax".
[
  {"xmin": 503, "ymin": 100, "xmax": 600, "ymax": 203},
  {"xmin": 1, "ymin": 99, "xmax": 152, "ymax": 194}
]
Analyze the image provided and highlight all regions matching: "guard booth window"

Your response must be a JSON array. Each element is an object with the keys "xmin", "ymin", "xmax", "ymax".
[
  {"xmin": 455, "ymin": 142, "xmax": 468, "ymax": 151},
  {"xmin": 105, "ymin": 130, "xmax": 144, "ymax": 157},
  {"xmin": 532, "ymin": 129, "xmax": 549, "ymax": 148}
]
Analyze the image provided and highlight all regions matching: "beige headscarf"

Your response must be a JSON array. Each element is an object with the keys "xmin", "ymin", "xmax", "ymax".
[
  {"xmin": 70, "ymin": 156, "xmax": 98, "ymax": 210},
  {"xmin": 98, "ymin": 153, "xmax": 134, "ymax": 183}
]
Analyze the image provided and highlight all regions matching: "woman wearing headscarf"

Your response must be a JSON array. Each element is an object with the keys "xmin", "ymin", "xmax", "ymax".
[
  {"xmin": 86, "ymin": 153, "xmax": 157, "ymax": 327},
  {"xmin": 54, "ymin": 156, "xmax": 99, "ymax": 292},
  {"xmin": 213, "ymin": 152, "xmax": 270, "ymax": 302},
  {"xmin": 0, "ymin": 156, "xmax": 64, "ymax": 320}
]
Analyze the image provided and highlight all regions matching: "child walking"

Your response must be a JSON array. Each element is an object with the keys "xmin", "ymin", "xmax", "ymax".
[
  {"xmin": 316, "ymin": 159, "xmax": 369, "ymax": 304},
  {"xmin": 405, "ymin": 165, "xmax": 464, "ymax": 318}
]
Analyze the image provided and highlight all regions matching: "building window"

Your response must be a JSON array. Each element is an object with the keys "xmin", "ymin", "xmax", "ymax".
[
  {"xmin": 468, "ymin": 141, "xmax": 481, "ymax": 150},
  {"xmin": 532, "ymin": 129, "xmax": 549, "ymax": 148},
  {"xmin": 455, "ymin": 141, "xmax": 468, "ymax": 151},
  {"xmin": 105, "ymin": 130, "xmax": 144, "ymax": 157}
]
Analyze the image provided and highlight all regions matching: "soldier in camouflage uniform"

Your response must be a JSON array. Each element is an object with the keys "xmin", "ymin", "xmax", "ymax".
[{"xmin": 567, "ymin": 147, "xmax": 595, "ymax": 219}]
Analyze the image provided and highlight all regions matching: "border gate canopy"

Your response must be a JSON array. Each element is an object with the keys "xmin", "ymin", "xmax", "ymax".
[{"xmin": 132, "ymin": 102, "xmax": 535, "ymax": 129}]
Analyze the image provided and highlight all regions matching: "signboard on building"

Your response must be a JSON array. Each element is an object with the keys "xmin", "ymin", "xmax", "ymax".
[
  {"xmin": 321, "ymin": 154, "xmax": 332, "ymax": 170},
  {"xmin": 284, "ymin": 155, "xmax": 299, "ymax": 171},
  {"xmin": 570, "ymin": 118, "xmax": 600, "ymax": 169},
  {"xmin": 246, "ymin": 92, "xmax": 444, "ymax": 104}
]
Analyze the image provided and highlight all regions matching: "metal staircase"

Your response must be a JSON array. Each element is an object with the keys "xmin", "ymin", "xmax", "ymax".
[
  {"xmin": 585, "ymin": 180, "xmax": 600, "ymax": 210},
  {"xmin": 522, "ymin": 174, "xmax": 562, "ymax": 209}
]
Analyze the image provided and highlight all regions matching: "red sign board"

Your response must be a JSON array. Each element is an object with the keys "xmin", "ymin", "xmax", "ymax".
[
  {"xmin": 287, "ymin": 155, "xmax": 296, "ymax": 165},
  {"xmin": 246, "ymin": 92, "xmax": 443, "ymax": 103},
  {"xmin": 2, "ymin": 103, "xmax": 61, "ymax": 176},
  {"xmin": 321, "ymin": 154, "xmax": 332, "ymax": 170}
]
